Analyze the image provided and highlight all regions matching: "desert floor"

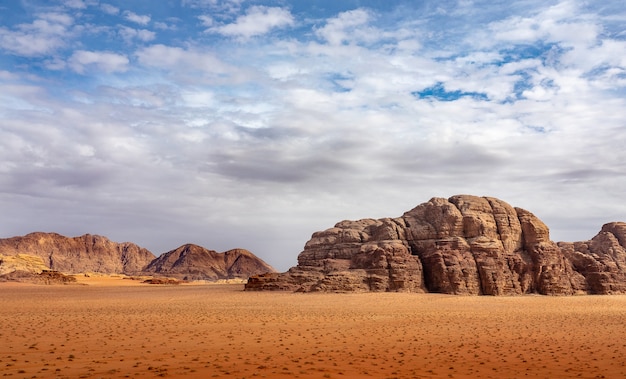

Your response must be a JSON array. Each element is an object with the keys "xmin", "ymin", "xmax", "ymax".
[{"xmin": 2, "ymin": 277, "xmax": 626, "ymax": 379}]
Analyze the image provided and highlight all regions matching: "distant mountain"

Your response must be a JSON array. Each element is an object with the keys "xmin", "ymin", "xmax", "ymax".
[
  {"xmin": 0, "ymin": 232, "xmax": 155, "ymax": 275},
  {"xmin": 0, "ymin": 232, "xmax": 276, "ymax": 281},
  {"xmin": 143, "ymin": 244, "xmax": 276, "ymax": 280}
]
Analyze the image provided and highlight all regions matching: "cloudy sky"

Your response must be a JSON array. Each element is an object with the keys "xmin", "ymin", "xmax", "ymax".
[{"xmin": 1, "ymin": 0, "xmax": 625, "ymax": 270}]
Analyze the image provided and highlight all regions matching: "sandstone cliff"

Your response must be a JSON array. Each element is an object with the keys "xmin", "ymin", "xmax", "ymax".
[
  {"xmin": 246, "ymin": 195, "xmax": 626, "ymax": 295},
  {"xmin": 142, "ymin": 244, "xmax": 276, "ymax": 280},
  {"xmin": 0, "ymin": 232, "xmax": 155, "ymax": 274}
]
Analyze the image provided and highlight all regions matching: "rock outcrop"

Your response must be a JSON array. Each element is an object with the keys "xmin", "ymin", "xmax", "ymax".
[
  {"xmin": 0, "ymin": 232, "xmax": 155, "ymax": 275},
  {"xmin": 0, "ymin": 253, "xmax": 48, "ymax": 275},
  {"xmin": 143, "ymin": 244, "xmax": 276, "ymax": 281},
  {"xmin": 246, "ymin": 195, "xmax": 626, "ymax": 295},
  {"xmin": 559, "ymin": 222, "xmax": 626, "ymax": 294}
]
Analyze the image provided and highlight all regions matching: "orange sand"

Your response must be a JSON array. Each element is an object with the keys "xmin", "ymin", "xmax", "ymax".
[{"xmin": 2, "ymin": 277, "xmax": 626, "ymax": 378}]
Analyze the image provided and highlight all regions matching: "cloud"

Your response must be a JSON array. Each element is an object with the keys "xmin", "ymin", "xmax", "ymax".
[
  {"xmin": 209, "ymin": 6, "xmax": 294, "ymax": 39},
  {"xmin": 123, "ymin": 10, "xmax": 151, "ymax": 25},
  {"xmin": 68, "ymin": 50, "xmax": 129, "ymax": 73},
  {"xmin": 100, "ymin": 3, "xmax": 119, "ymax": 15},
  {"xmin": 118, "ymin": 26, "xmax": 156, "ymax": 43},
  {"xmin": 135, "ymin": 44, "xmax": 235, "ymax": 82},
  {"xmin": 314, "ymin": 8, "xmax": 374, "ymax": 45},
  {"xmin": 182, "ymin": 0, "xmax": 244, "ymax": 13},
  {"xmin": 154, "ymin": 21, "xmax": 177, "ymax": 31},
  {"xmin": 0, "ymin": 12, "xmax": 74, "ymax": 56},
  {"xmin": 198, "ymin": 15, "xmax": 213, "ymax": 27},
  {"xmin": 63, "ymin": 0, "xmax": 86, "ymax": 9}
]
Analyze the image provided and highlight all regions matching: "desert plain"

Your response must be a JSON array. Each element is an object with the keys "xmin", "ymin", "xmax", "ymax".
[{"xmin": 2, "ymin": 277, "xmax": 626, "ymax": 379}]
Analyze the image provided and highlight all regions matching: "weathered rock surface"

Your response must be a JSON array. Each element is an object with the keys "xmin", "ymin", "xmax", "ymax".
[
  {"xmin": 0, "ymin": 232, "xmax": 155, "ymax": 274},
  {"xmin": 143, "ymin": 244, "xmax": 276, "ymax": 281},
  {"xmin": 559, "ymin": 222, "xmax": 626, "ymax": 294},
  {"xmin": 246, "ymin": 195, "xmax": 626, "ymax": 295},
  {"xmin": 0, "ymin": 253, "xmax": 48, "ymax": 275}
]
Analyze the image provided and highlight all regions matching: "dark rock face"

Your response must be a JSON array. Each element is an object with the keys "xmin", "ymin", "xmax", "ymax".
[
  {"xmin": 246, "ymin": 195, "xmax": 626, "ymax": 295},
  {"xmin": 0, "ymin": 232, "xmax": 155, "ymax": 275},
  {"xmin": 143, "ymin": 244, "xmax": 276, "ymax": 281}
]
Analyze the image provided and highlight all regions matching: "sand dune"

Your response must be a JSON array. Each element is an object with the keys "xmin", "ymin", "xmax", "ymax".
[{"xmin": 2, "ymin": 278, "xmax": 626, "ymax": 378}]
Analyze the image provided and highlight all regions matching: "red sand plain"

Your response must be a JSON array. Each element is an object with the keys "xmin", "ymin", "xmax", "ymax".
[{"xmin": 2, "ymin": 276, "xmax": 626, "ymax": 379}]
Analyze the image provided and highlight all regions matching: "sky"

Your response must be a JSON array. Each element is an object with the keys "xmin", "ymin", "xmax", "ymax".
[{"xmin": 1, "ymin": 0, "xmax": 625, "ymax": 271}]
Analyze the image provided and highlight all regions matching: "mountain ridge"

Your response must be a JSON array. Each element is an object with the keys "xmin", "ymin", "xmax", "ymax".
[{"xmin": 0, "ymin": 233, "xmax": 275, "ymax": 280}]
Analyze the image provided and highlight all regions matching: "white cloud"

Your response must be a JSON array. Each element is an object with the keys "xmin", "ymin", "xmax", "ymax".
[
  {"xmin": 135, "ymin": 44, "xmax": 234, "ymax": 80},
  {"xmin": 486, "ymin": 1, "xmax": 601, "ymax": 48},
  {"xmin": 68, "ymin": 50, "xmax": 129, "ymax": 74},
  {"xmin": 0, "ymin": 12, "xmax": 74, "ymax": 56},
  {"xmin": 315, "ymin": 8, "xmax": 374, "ymax": 45},
  {"xmin": 154, "ymin": 21, "xmax": 177, "ymax": 31},
  {"xmin": 182, "ymin": 0, "xmax": 244, "ymax": 13},
  {"xmin": 198, "ymin": 15, "xmax": 213, "ymax": 27},
  {"xmin": 209, "ymin": 6, "xmax": 294, "ymax": 39},
  {"xmin": 64, "ymin": 0, "xmax": 86, "ymax": 9},
  {"xmin": 100, "ymin": 3, "xmax": 119, "ymax": 15},
  {"xmin": 118, "ymin": 26, "xmax": 156, "ymax": 43},
  {"xmin": 123, "ymin": 10, "xmax": 151, "ymax": 25}
]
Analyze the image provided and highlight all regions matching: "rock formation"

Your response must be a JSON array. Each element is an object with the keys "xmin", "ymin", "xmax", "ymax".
[
  {"xmin": 246, "ymin": 195, "xmax": 626, "ymax": 295},
  {"xmin": 558, "ymin": 222, "xmax": 626, "ymax": 294},
  {"xmin": 0, "ymin": 253, "xmax": 48, "ymax": 276},
  {"xmin": 0, "ymin": 232, "xmax": 155, "ymax": 274},
  {"xmin": 0, "ymin": 232, "xmax": 274, "ymax": 281},
  {"xmin": 142, "ymin": 244, "xmax": 276, "ymax": 281}
]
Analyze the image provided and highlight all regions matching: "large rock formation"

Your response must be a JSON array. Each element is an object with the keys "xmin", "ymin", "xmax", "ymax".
[
  {"xmin": 246, "ymin": 195, "xmax": 626, "ymax": 295},
  {"xmin": 143, "ymin": 244, "xmax": 276, "ymax": 280},
  {"xmin": 0, "ymin": 232, "xmax": 155, "ymax": 274}
]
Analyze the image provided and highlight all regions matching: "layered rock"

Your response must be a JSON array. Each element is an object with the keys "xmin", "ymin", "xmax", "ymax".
[
  {"xmin": 0, "ymin": 232, "xmax": 155, "ymax": 274},
  {"xmin": 143, "ymin": 244, "xmax": 276, "ymax": 281},
  {"xmin": 246, "ymin": 195, "xmax": 626, "ymax": 295}
]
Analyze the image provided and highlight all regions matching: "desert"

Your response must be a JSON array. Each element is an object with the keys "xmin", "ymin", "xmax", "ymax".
[{"xmin": 2, "ymin": 277, "xmax": 626, "ymax": 379}]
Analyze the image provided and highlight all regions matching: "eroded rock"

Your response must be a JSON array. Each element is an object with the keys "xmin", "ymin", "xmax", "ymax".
[{"xmin": 246, "ymin": 195, "xmax": 626, "ymax": 295}]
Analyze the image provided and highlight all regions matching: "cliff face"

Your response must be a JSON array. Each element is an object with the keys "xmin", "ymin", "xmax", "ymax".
[
  {"xmin": 0, "ymin": 232, "xmax": 155, "ymax": 275},
  {"xmin": 559, "ymin": 222, "xmax": 626, "ymax": 294},
  {"xmin": 143, "ymin": 244, "xmax": 276, "ymax": 280},
  {"xmin": 246, "ymin": 195, "xmax": 626, "ymax": 295}
]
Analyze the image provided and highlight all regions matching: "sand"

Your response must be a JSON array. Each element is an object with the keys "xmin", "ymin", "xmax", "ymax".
[{"xmin": 2, "ymin": 277, "xmax": 626, "ymax": 378}]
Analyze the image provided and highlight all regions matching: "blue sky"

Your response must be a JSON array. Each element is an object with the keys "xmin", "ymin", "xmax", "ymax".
[{"xmin": 1, "ymin": 0, "xmax": 625, "ymax": 270}]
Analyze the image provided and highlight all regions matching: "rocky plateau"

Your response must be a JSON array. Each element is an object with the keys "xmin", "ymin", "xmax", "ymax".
[{"xmin": 246, "ymin": 195, "xmax": 626, "ymax": 295}]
